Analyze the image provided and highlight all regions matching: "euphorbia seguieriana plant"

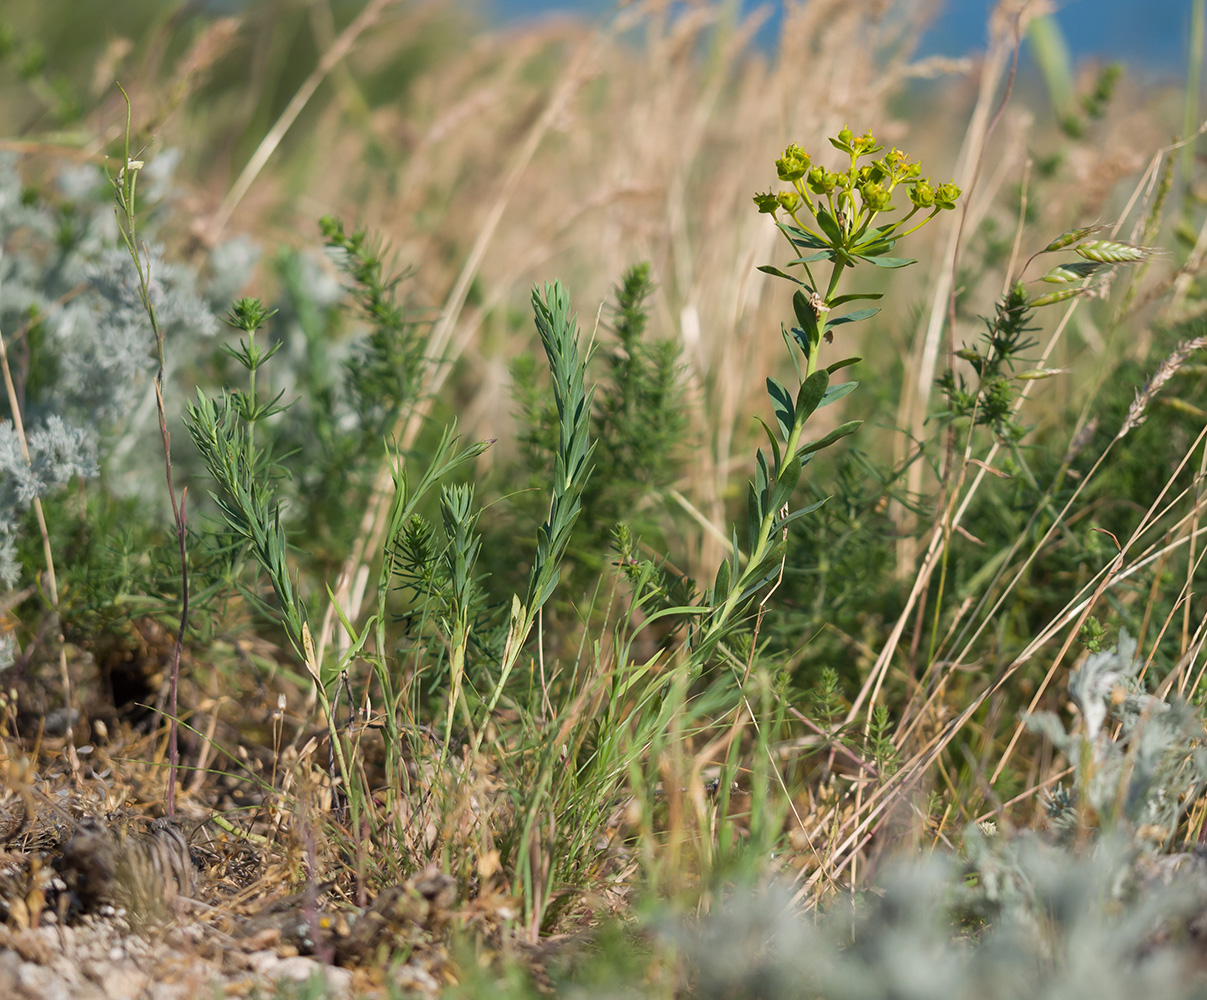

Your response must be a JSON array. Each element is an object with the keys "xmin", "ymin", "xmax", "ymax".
[{"xmin": 695, "ymin": 128, "xmax": 960, "ymax": 656}]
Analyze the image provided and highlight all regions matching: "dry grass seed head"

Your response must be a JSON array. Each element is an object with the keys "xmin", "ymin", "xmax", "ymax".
[{"xmin": 1120, "ymin": 336, "xmax": 1207, "ymax": 438}]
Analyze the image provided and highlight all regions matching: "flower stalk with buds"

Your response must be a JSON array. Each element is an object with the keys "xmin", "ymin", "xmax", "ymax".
[{"xmin": 695, "ymin": 130, "xmax": 961, "ymax": 655}]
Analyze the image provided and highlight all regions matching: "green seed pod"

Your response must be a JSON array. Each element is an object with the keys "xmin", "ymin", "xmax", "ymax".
[
  {"xmin": 909, "ymin": 179, "xmax": 935, "ymax": 208},
  {"xmin": 935, "ymin": 181, "xmax": 961, "ymax": 209},
  {"xmin": 859, "ymin": 182, "xmax": 891, "ymax": 212},
  {"xmin": 851, "ymin": 130, "xmax": 881, "ymax": 157},
  {"xmin": 753, "ymin": 192, "xmax": 780, "ymax": 215},
  {"xmin": 775, "ymin": 143, "xmax": 811, "ymax": 182},
  {"xmin": 807, "ymin": 166, "xmax": 837, "ymax": 196},
  {"xmin": 831, "ymin": 125, "xmax": 855, "ymax": 152}
]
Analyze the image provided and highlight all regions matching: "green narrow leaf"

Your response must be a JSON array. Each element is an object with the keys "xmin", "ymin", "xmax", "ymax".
[
  {"xmin": 827, "ymin": 356, "xmax": 862, "ymax": 374},
  {"xmin": 777, "ymin": 221, "xmax": 827, "ymax": 249},
  {"xmin": 1014, "ymin": 368, "xmax": 1069, "ymax": 381},
  {"xmin": 828, "ymin": 292, "xmax": 883, "ymax": 307},
  {"xmin": 816, "ymin": 208, "xmax": 843, "ymax": 246},
  {"xmin": 851, "ymin": 223, "xmax": 891, "ymax": 243},
  {"xmin": 757, "ymin": 264, "xmax": 808, "ymax": 285},
  {"xmin": 755, "ymin": 448, "xmax": 771, "ymax": 505},
  {"xmin": 852, "ymin": 236, "xmax": 897, "ymax": 255},
  {"xmin": 734, "ymin": 563, "xmax": 788, "ymax": 604},
  {"xmin": 795, "ymin": 369, "xmax": 830, "ymax": 422},
  {"xmin": 793, "ymin": 290, "xmax": 821, "ymax": 353},
  {"xmin": 819, "ymin": 381, "xmax": 858, "ymax": 408},
  {"xmin": 712, "ymin": 558, "xmax": 731, "ymax": 605},
  {"xmin": 754, "ymin": 416, "xmax": 783, "ymax": 473},
  {"xmin": 775, "ymin": 496, "xmax": 830, "ymax": 531},
  {"xmin": 825, "ymin": 307, "xmax": 880, "ymax": 330},
  {"xmin": 856, "ymin": 254, "xmax": 916, "ymax": 269},
  {"xmin": 1162, "ymin": 397, "xmax": 1207, "ymax": 418},
  {"xmin": 795, "ymin": 419, "xmax": 862, "ymax": 461},
  {"xmin": 768, "ymin": 453, "xmax": 802, "ymax": 512},
  {"xmin": 766, "ymin": 376, "xmax": 795, "ymax": 441},
  {"xmin": 1028, "ymin": 13, "xmax": 1075, "ymax": 121},
  {"xmin": 781, "ymin": 324, "xmax": 805, "ymax": 383},
  {"xmin": 746, "ymin": 481, "xmax": 760, "ymax": 550}
]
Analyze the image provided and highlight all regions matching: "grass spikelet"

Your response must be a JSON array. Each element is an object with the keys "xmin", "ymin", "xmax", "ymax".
[
  {"xmin": 1040, "ymin": 261, "xmax": 1103, "ymax": 283},
  {"xmin": 1029, "ymin": 286, "xmax": 1090, "ymax": 307},
  {"xmin": 1041, "ymin": 225, "xmax": 1105, "ymax": 252},
  {"xmin": 1074, "ymin": 239, "xmax": 1151, "ymax": 263}
]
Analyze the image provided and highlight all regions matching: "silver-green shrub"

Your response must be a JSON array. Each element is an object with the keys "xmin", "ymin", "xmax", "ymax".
[{"xmin": 665, "ymin": 631, "xmax": 1207, "ymax": 999}]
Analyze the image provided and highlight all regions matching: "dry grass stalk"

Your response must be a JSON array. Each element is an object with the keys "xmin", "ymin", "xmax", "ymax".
[
  {"xmin": 213, "ymin": 0, "xmax": 402, "ymax": 233},
  {"xmin": 892, "ymin": 0, "xmax": 1034, "ymax": 575}
]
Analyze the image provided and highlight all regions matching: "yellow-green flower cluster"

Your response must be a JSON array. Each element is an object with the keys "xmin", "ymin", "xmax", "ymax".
[{"xmin": 753, "ymin": 126, "xmax": 961, "ymax": 243}]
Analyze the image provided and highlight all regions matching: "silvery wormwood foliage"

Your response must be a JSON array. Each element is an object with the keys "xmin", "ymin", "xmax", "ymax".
[
  {"xmin": 0, "ymin": 415, "xmax": 98, "ymax": 588},
  {"xmin": 654, "ymin": 631, "xmax": 1207, "ymax": 1000},
  {"xmin": 1024, "ymin": 630, "xmax": 1207, "ymax": 838},
  {"xmin": 64, "ymin": 244, "xmax": 218, "ymax": 422},
  {"xmin": 0, "ymin": 147, "xmax": 386, "ymax": 601},
  {"xmin": 0, "ymin": 152, "xmax": 221, "ymax": 591},
  {"xmin": 663, "ymin": 840, "xmax": 1207, "ymax": 1000}
]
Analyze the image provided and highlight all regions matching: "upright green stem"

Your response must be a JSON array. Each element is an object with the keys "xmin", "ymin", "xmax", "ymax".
[
  {"xmin": 246, "ymin": 331, "xmax": 257, "ymax": 454},
  {"xmin": 702, "ymin": 258, "xmax": 849, "ymax": 649},
  {"xmin": 440, "ymin": 609, "xmax": 472, "ymax": 768},
  {"xmin": 702, "ymin": 393, "xmax": 813, "ymax": 647},
  {"xmin": 301, "ymin": 623, "xmax": 355, "ymax": 803},
  {"xmin": 114, "ymin": 86, "xmax": 189, "ymax": 814}
]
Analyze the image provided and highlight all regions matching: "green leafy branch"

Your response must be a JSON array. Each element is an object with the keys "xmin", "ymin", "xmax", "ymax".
[
  {"xmin": 184, "ymin": 300, "xmax": 354, "ymax": 801},
  {"xmin": 320, "ymin": 215, "xmax": 427, "ymax": 442},
  {"xmin": 473, "ymin": 281, "xmax": 595, "ymax": 745},
  {"xmin": 940, "ymin": 228, "xmax": 1156, "ymax": 443}
]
